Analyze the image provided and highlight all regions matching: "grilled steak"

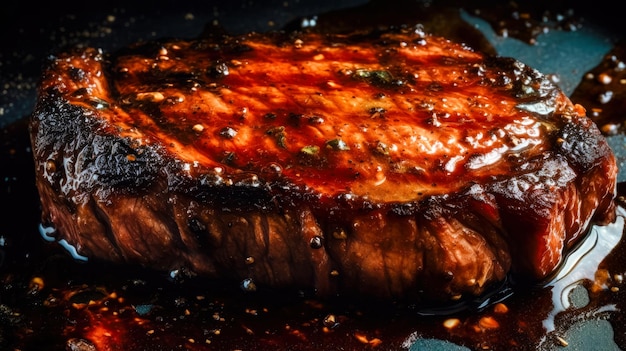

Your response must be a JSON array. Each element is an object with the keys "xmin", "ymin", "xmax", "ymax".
[{"xmin": 29, "ymin": 27, "xmax": 617, "ymax": 303}]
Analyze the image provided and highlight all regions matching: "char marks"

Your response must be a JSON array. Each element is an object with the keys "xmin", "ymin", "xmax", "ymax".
[
  {"xmin": 30, "ymin": 26, "xmax": 617, "ymax": 303},
  {"xmin": 101, "ymin": 30, "xmax": 564, "ymax": 203}
]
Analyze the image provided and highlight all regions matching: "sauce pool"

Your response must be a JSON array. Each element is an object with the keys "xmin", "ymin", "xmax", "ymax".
[{"xmin": 2, "ymin": 89, "xmax": 626, "ymax": 351}]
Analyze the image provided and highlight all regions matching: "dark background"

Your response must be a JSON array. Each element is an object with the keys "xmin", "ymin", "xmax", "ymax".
[
  {"xmin": 0, "ymin": 0, "xmax": 622, "ymax": 127},
  {"xmin": 0, "ymin": 0, "xmax": 368, "ymax": 127}
]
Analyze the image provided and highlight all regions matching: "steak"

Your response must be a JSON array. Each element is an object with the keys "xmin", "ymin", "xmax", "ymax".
[{"xmin": 29, "ymin": 27, "xmax": 617, "ymax": 303}]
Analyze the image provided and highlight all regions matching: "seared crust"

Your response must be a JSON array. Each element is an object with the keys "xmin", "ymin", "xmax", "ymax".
[{"xmin": 30, "ymin": 28, "xmax": 617, "ymax": 302}]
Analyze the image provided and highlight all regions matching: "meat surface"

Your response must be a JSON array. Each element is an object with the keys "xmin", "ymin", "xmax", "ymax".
[{"xmin": 29, "ymin": 27, "xmax": 617, "ymax": 303}]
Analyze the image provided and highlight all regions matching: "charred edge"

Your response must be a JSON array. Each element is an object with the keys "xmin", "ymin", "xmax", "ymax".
[
  {"xmin": 483, "ymin": 56, "xmax": 559, "ymax": 102},
  {"xmin": 555, "ymin": 120, "xmax": 614, "ymax": 172},
  {"xmin": 33, "ymin": 95, "xmax": 162, "ymax": 194},
  {"xmin": 191, "ymin": 183, "xmax": 278, "ymax": 213}
]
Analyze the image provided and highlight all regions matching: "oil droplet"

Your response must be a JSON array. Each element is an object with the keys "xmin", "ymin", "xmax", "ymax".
[
  {"xmin": 241, "ymin": 278, "xmax": 257, "ymax": 292},
  {"xmin": 267, "ymin": 163, "xmax": 282, "ymax": 174},
  {"xmin": 493, "ymin": 303, "xmax": 509, "ymax": 314},
  {"xmin": 597, "ymin": 72, "xmax": 612, "ymax": 85},
  {"xmin": 309, "ymin": 236, "xmax": 323, "ymax": 249},
  {"xmin": 443, "ymin": 318, "xmax": 460, "ymax": 329},
  {"xmin": 29, "ymin": 276, "xmax": 45, "ymax": 292},
  {"xmin": 598, "ymin": 90, "xmax": 613, "ymax": 104},
  {"xmin": 45, "ymin": 160, "xmax": 56, "ymax": 173},
  {"xmin": 332, "ymin": 228, "xmax": 347, "ymax": 240},
  {"xmin": 478, "ymin": 316, "xmax": 499, "ymax": 330},
  {"xmin": 323, "ymin": 314, "xmax": 338, "ymax": 328}
]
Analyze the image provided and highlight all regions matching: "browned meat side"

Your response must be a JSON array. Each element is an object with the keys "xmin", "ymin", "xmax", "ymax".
[{"xmin": 29, "ymin": 27, "xmax": 617, "ymax": 303}]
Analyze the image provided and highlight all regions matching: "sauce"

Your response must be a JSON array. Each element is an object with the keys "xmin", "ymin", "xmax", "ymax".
[{"xmin": 1, "ymin": 129, "xmax": 625, "ymax": 349}]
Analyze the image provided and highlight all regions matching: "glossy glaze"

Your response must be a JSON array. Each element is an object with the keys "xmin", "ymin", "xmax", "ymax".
[{"xmin": 43, "ymin": 29, "xmax": 580, "ymax": 203}]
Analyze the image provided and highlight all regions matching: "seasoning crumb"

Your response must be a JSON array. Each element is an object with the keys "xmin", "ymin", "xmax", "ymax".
[
  {"xmin": 598, "ymin": 72, "xmax": 612, "ymax": 85},
  {"xmin": 29, "ymin": 276, "xmax": 45, "ymax": 292},
  {"xmin": 601, "ymin": 123, "xmax": 619, "ymax": 135},
  {"xmin": 478, "ymin": 316, "xmax": 499, "ymax": 330},
  {"xmin": 443, "ymin": 318, "xmax": 460, "ymax": 329},
  {"xmin": 556, "ymin": 335, "xmax": 569, "ymax": 347},
  {"xmin": 300, "ymin": 145, "xmax": 319, "ymax": 155},
  {"xmin": 136, "ymin": 91, "xmax": 165, "ymax": 102},
  {"xmin": 354, "ymin": 332, "xmax": 382, "ymax": 346},
  {"xmin": 192, "ymin": 124, "xmax": 204, "ymax": 133},
  {"xmin": 493, "ymin": 303, "xmax": 509, "ymax": 314}
]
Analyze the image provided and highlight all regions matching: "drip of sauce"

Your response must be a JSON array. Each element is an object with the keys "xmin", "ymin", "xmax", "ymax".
[
  {"xmin": 2, "ymin": 80, "xmax": 625, "ymax": 351},
  {"xmin": 541, "ymin": 211, "xmax": 624, "ymax": 334}
]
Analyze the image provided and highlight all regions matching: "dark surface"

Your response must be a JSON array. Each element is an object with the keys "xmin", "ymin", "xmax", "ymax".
[
  {"xmin": 0, "ymin": 0, "xmax": 368, "ymax": 128},
  {"xmin": 0, "ymin": 0, "xmax": 621, "ymax": 127},
  {"xmin": 1, "ymin": 1, "xmax": 626, "ymax": 350},
  {"xmin": 32, "ymin": 26, "xmax": 618, "ymax": 303}
]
